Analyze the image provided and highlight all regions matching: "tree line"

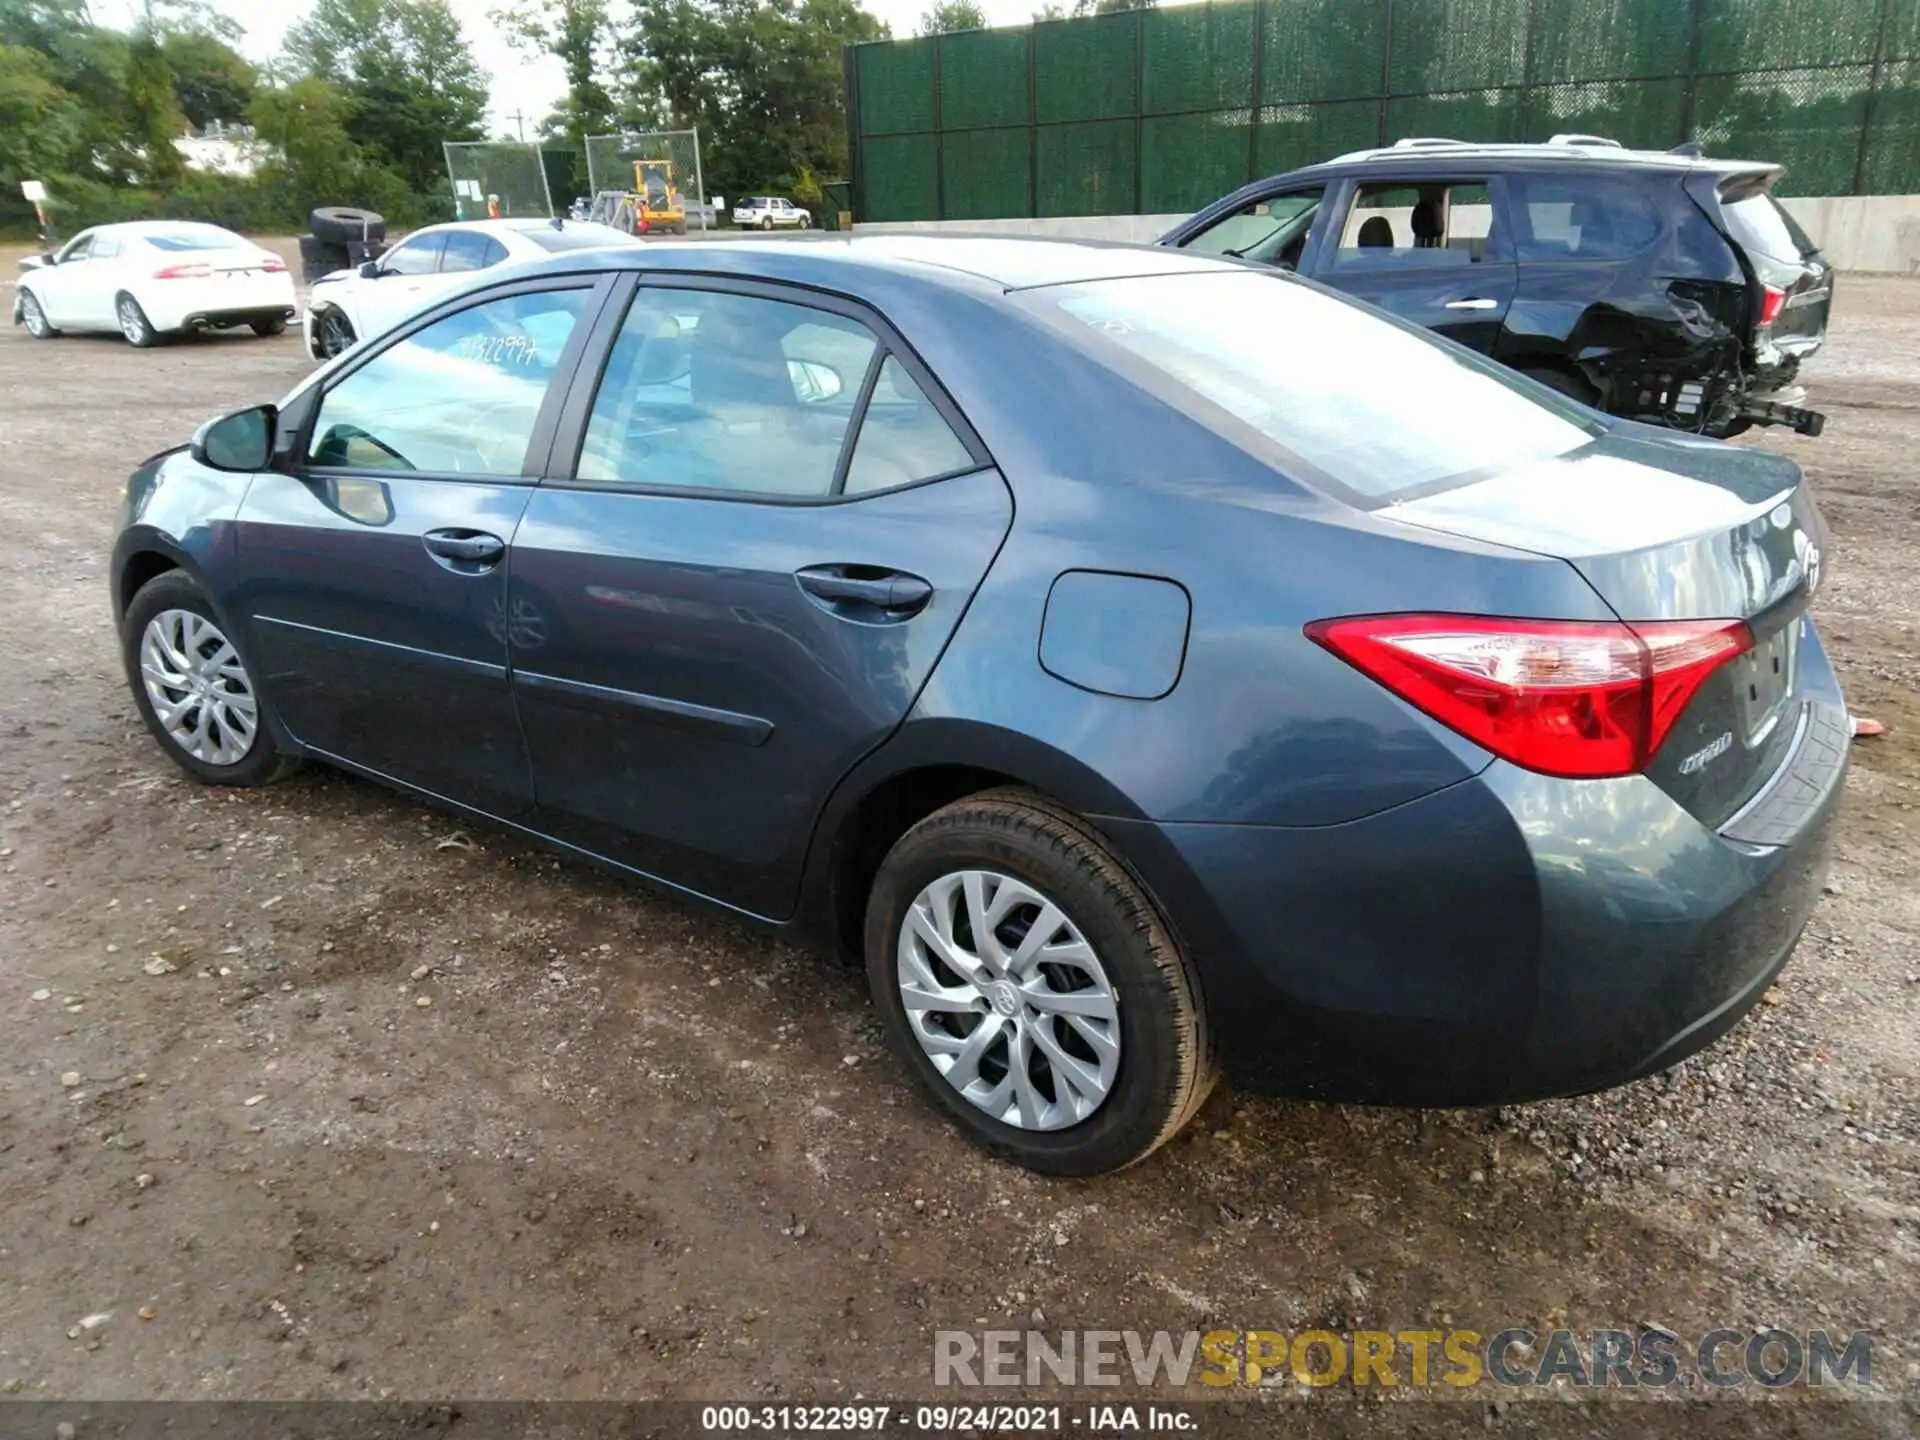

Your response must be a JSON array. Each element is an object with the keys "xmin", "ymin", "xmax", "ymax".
[{"xmin": 1, "ymin": 0, "xmax": 1153, "ymax": 240}]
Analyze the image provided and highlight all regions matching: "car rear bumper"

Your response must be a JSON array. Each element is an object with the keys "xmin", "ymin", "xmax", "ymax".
[
  {"xmin": 145, "ymin": 275, "xmax": 296, "ymax": 332},
  {"xmin": 180, "ymin": 304, "xmax": 295, "ymax": 330},
  {"xmin": 1098, "ymin": 639, "xmax": 1848, "ymax": 1106}
]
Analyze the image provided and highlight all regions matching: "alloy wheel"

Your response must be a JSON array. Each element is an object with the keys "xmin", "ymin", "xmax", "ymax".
[
  {"xmin": 139, "ymin": 608, "xmax": 258, "ymax": 767},
  {"xmin": 118, "ymin": 297, "xmax": 149, "ymax": 345},
  {"xmin": 896, "ymin": 869, "xmax": 1121, "ymax": 1131},
  {"xmin": 22, "ymin": 293, "xmax": 49, "ymax": 337},
  {"xmin": 319, "ymin": 309, "xmax": 355, "ymax": 358}
]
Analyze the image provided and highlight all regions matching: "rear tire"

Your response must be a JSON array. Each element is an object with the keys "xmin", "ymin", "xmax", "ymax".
[
  {"xmin": 19, "ymin": 290, "xmax": 58, "ymax": 338},
  {"xmin": 121, "ymin": 571, "xmax": 299, "ymax": 788},
  {"xmin": 251, "ymin": 317, "xmax": 288, "ymax": 338},
  {"xmin": 864, "ymin": 787, "xmax": 1217, "ymax": 1176},
  {"xmin": 761, "ymin": 216, "xmax": 774, "ymax": 231},
  {"xmin": 116, "ymin": 293, "xmax": 160, "ymax": 348}
]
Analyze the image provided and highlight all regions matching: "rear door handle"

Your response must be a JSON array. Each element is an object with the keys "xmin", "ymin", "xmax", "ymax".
[
  {"xmin": 795, "ymin": 565, "xmax": 933, "ymax": 617},
  {"xmin": 1443, "ymin": 297, "xmax": 1500, "ymax": 311},
  {"xmin": 422, "ymin": 529, "xmax": 505, "ymax": 569}
]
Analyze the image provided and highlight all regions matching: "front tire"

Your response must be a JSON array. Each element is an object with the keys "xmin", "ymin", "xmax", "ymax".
[
  {"xmin": 19, "ymin": 290, "xmax": 59, "ymax": 338},
  {"xmin": 865, "ymin": 788, "xmax": 1216, "ymax": 1175},
  {"xmin": 116, "ymin": 293, "xmax": 160, "ymax": 348},
  {"xmin": 122, "ymin": 571, "xmax": 298, "ymax": 788},
  {"xmin": 761, "ymin": 216, "xmax": 774, "ymax": 231}
]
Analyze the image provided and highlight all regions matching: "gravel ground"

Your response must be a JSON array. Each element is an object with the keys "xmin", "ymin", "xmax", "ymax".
[{"xmin": 0, "ymin": 247, "xmax": 1915, "ymax": 1425}]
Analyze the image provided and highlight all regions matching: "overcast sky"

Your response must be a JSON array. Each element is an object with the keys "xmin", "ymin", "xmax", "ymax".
[{"xmin": 94, "ymin": 0, "xmax": 1048, "ymax": 136}]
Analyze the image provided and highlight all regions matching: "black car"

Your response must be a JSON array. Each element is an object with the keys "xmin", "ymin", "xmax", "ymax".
[{"xmin": 1160, "ymin": 135, "xmax": 1831, "ymax": 438}]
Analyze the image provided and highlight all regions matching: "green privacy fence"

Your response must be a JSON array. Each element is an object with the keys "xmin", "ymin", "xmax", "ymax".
[{"xmin": 845, "ymin": 0, "xmax": 1920, "ymax": 222}]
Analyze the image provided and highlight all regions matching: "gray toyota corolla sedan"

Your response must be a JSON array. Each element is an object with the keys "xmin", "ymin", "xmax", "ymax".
[{"xmin": 112, "ymin": 236, "xmax": 1845, "ymax": 1175}]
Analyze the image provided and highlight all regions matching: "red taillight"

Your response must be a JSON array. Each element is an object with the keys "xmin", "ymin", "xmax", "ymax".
[
  {"xmin": 1306, "ymin": 614, "xmax": 1753, "ymax": 779},
  {"xmin": 261, "ymin": 256, "xmax": 287, "ymax": 273},
  {"xmin": 153, "ymin": 262, "xmax": 211, "ymax": 280},
  {"xmin": 1758, "ymin": 285, "xmax": 1788, "ymax": 327}
]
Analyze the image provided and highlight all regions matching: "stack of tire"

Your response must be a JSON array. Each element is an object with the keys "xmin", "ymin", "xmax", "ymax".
[{"xmin": 296, "ymin": 207, "xmax": 387, "ymax": 285}]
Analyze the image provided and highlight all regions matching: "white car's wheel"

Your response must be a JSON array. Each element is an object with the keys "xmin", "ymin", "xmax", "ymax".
[
  {"xmin": 761, "ymin": 216, "xmax": 774, "ymax": 231},
  {"xmin": 19, "ymin": 290, "xmax": 58, "ymax": 338},
  {"xmin": 116, "ymin": 293, "xmax": 160, "ymax": 348},
  {"xmin": 314, "ymin": 307, "xmax": 357, "ymax": 360}
]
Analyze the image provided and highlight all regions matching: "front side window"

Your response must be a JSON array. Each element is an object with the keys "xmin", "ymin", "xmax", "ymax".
[
  {"xmin": 1508, "ymin": 173, "xmax": 1662, "ymax": 260},
  {"xmin": 58, "ymin": 232, "xmax": 95, "ymax": 263},
  {"xmin": 1333, "ymin": 181, "xmax": 1497, "ymax": 267},
  {"xmin": 1026, "ymin": 270, "xmax": 1596, "ymax": 503},
  {"xmin": 90, "ymin": 235, "xmax": 122, "ymax": 260},
  {"xmin": 577, "ymin": 288, "xmax": 877, "ymax": 496},
  {"xmin": 439, "ymin": 231, "xmax": 498, "ymax": 273},
  {"xmin": 1179, "ymin": 189, "xmax": 1324, "ymax": 269},
  {"xmin": 306, "ymin": 288, "xmax": 588, "ymax": 476},
  {"xmin": 381, "ymin": 235, "xmax": 446, "ymax": 276}
]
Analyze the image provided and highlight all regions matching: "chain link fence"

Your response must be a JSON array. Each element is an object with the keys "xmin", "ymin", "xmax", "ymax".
[
  {"xmin": 584, "ymin": 130, "xmax": 710, "ymax": 230},
  {"xmin": 848, "ymin": 0, "xmax": 1920, "ymax": 222},
  {"xmin": 444, "ymin": 140, "xmax": 555, "ymax": 221}
]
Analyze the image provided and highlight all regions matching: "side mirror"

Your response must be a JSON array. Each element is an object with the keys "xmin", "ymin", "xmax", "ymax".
[
  {"xmin": 359, "ymin": 260, "xmax": 381, "ymax": 279},
  {"xmin": 191, "ymin": 404, "xmax": 277, "ymax": 472}
]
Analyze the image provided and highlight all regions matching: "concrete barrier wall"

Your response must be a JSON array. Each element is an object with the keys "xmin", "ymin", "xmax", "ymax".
[{"xmin": 854, "ymin": 194, "xmax": 1920, "ymax": 274}]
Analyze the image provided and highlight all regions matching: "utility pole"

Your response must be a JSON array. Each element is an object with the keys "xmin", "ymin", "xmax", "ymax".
[{"xmin": 507, "ymin": 110, "xmax": 528, "ymax": 142}]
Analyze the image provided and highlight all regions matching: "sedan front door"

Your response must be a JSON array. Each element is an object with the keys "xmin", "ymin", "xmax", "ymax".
[
  {"xmin": 35, "ymin": 231, "xmax": 103, "ymax": 329},
  {"xmin": 1313, "ymin": 177, "xmax": 1518, "ymax": 353},
  {"xmin": 232, "ymin": 276, "xmax": 608, "ymax": 816},
  {"xmin": 354, "ymin": 231, "xmax": 451, "ymax": 340},
  {"xmin": 505, "ymin": 276, "xmax": 1010, "ymax": 916}
]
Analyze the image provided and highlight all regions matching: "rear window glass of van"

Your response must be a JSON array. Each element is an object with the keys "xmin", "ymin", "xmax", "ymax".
[{"xmin": 1722, "ymin": 193, "xmax": 1817, "ymax": 262}]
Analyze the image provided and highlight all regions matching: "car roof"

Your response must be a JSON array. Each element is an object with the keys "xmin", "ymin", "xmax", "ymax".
[
  {"xmin": 90, "ymin": 220, "xmax": 240, "ymax": 237},
  {"xmin": 508, "ymin": 234, "xmax": 1233, "ymax": 294},
  {"xmin": 1273, "ymin": 136, "xmax": 1781, "ymax": 184}
]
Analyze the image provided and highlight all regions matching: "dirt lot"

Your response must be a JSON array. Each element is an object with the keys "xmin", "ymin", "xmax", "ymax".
[{"xmin": 0, "ymin": 255, "xmax": 1916, "ymax": 1423}]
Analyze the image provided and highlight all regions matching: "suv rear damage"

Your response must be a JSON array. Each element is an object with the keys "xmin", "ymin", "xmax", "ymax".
[{"xmin": 1162, "ymin": 137, "xmax": 1831, "ymax": 439}]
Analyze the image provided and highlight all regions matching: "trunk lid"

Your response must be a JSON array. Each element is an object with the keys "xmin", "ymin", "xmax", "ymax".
[{"xmin": 1386, "ymin": 424, "xmax": 1828, "ymax": 826}]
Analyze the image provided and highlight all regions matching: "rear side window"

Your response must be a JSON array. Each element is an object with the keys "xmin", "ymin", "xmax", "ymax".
[
  {"xmin": 576, "ymin": 289, "xmax": 877, "ymax": 496},
  {"xmin": 1026, "ymin": 270, "xmax": 1596, "ymax": 504},
  {"xmin": 1721, "ymin": 192, "xmax": 1817, "ymax": 262},
  {"xmin": 844, "ymin": 357, "xmax": 975, "ymax": 495},
  {"xmin": 1508, "ymin": 173, "xmax": 1662, "ymax": 260},
  {"xmin": 1333, "ymin": 182, "xmax": 1497, "ymax": 266}
]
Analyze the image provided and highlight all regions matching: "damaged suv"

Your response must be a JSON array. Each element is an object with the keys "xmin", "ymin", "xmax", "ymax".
[{"xmin": 1162, "ymin": 135, "xmax": 1831, "ymax": 437}]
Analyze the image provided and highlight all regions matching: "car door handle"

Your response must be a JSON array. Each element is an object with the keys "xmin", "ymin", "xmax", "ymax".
[
  {"xmin": 422, "ymin": 529, "xmax": 505, "ymax": 568},
  {"xmin": 795, "ymin": 565, "xmax": 933, "ymax": 617},
  {"xmin": 1443, "ymin": 297, "xmax": 1500, "ymax": 311}
]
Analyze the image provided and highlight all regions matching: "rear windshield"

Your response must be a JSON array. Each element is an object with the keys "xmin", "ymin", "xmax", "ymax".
[
  {"xmin": 146, "ymin": 230, "xmax": 245, "ymax": 252},
  {"xmin": 1722, "ymin": 192, "xmax": 1817, "ymax": 262},
  {"xmin": 1022, "ymin": 270, "xmax": 1598, "ymax": 504},
  {"xmin": 518, "ymin": 223, "xmax": 635, "ymax": 252}
]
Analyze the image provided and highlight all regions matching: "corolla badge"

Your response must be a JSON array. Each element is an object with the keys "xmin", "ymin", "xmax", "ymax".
[{"xmin": 1678, "ymin": 731, "xmax": 1734, "ymax": 775}]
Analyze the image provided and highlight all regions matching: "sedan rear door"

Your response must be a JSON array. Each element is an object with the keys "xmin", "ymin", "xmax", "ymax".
[
  {"xmin": 505, "ymin": 274, "xmax": 1010, "ymax": 917},
  {"xmin": 1312, "ymin": 176, "xmax": 1518, "ymax": 353}
]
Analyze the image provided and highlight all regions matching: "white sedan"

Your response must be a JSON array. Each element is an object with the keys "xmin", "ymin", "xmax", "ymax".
[
  {"xmin": 13, "ymin": 221, "xmax": 295, "ymax": 347},
  {"xmin": 303, "ymin": 217, "xmax": 636, "ymax": 360}
]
